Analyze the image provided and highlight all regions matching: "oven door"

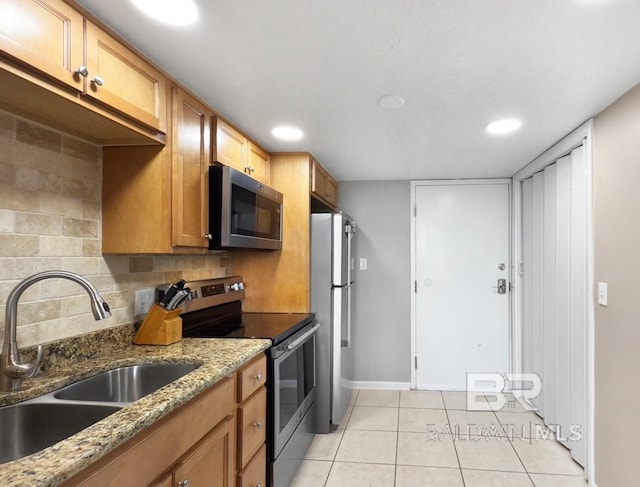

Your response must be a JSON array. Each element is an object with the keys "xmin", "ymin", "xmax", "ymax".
[{"xmin": 271, "ymin": 321, "xmax": 319, "ymax": 457}]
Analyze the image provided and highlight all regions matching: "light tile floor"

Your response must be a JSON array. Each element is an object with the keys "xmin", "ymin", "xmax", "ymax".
[{"xmin": 292, "ymin": 390, "xmax": 587, "ymax": 487}]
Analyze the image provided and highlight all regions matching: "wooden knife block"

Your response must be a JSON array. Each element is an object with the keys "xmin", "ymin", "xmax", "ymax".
[{"xmin": 133, "ymin": 304, "xmax": 183, "ymax": 346}]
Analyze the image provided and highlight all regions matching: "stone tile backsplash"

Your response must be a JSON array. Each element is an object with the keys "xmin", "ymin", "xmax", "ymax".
[{"xmin": 0, "ymin": 110, "xmax": 231, "ymax": 349}]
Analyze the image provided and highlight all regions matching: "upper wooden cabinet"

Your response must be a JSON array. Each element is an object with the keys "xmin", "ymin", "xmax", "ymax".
[
  {"xmin": 84, "ymin": 21, "xmax": 166, "ymax": 133},
  {"xmin": 171, "ymin": 86, "xmax": 212, "ymax": 249},
  {"xmin": 0, "ymin": 0, "xmax": 84, "ymax": 90},
  {"xmin": 0, "ymin": 0, "xmax": 166, "ymax": 141},
  {"xmin": 216, "ymin": 118, "xmax": 270, "ymax": 184},
  {"xmin": 102, "ymin": 85, "xmax": 211, "ymax": 254},
  {"xmin": 311, "ymin": 157, "xmax": 338, "ymax": 209},
  {"xmin": 248, "ymin": 142, "xmax": 271, "ymax": 184}
]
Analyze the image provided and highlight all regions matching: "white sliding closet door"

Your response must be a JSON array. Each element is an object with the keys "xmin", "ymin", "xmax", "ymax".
[
  {"xmin": 519, "ymin": 144, "xmax": 588, "ymax": 469},
  {"xmin": 521, "ymin": 179, "xmax": 534, "ymax": 378},
  {"xmin": 542, "ymin": 164, "xmax": 557, "ymax": 427},
  {"xmin": 569, "ymin": 146, "xmax": 588, "ymax": 466},
  {"xmin": 555, "ymin": 156, "xmax": 572, "ymax": 445}
]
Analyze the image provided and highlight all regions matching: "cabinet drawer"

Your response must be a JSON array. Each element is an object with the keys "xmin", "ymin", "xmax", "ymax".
[
  {"xmin": 238, "ymin": 354, "xmax": 266, "ymax": 403},
  {"xmin": 238, "ymin": 387, "xmax": 267, "ymax": 469},
  {"xmin": 237, "ymin": 444, "xmax": 266, "ymax": 487}
]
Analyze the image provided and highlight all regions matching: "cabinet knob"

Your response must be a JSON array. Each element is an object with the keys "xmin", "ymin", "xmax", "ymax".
[
  {"xmin": 91, "ymin": 76, "xmax": 104, "ymax": 87},
  {"xmin": 254, "ymin": 484, "xmax": 262, "ymax": 487},
  {"xmin": 177, "ymin": 480, "xmax": 190, "ymax": 487},
  {"xmin": 244, "ymin": 166, "xmax": 255, "ymax": 174},
  {"xmin": 254, "ymin": 421, "xmax": 263, "ymax": 430},
  {"xmin": 204, "ymin": 233, "xmax": 213, "ymax": 240},
  {"xmin": 74, "ymin": 66, "xmax": 89, "ymax": 78},
  {"xmin": 254, "ymin": 373, "xmax": 262, "ymax": 382}
]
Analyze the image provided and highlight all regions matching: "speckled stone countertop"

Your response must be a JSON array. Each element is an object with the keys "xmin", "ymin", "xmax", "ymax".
[{"xmin": 0, "ymin": 324, "xmax": 271, "ymax": 486}]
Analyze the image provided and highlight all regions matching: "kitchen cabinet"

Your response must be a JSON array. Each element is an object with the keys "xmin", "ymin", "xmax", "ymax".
[
  {"xmin": 171, "ymin": 418, "xmax": 234, "ymax": 487},
  {"xmin": 64, "ymin": 355, "xmax": 268, "ymax": 487},
  {"xmin": 84, "ymin": 20, "xmax": 167, "ymax": 133},
  {"xmin": 171, "ymin": 86, "xmax": 212, "ymax": 249},
  {"xmin": 63, "ymin": 376, "xmax": 236, "ymax": 487},
  {"xmin": 102, "ymin": 84, "xmax": 212, "ymax": 254},
  {"xmin": 0, "ymin": 0, "xmax": 166, "ymax": 144},
  {"xmin": 0, "ymin": 0, "xmax": 84, "ymax": 91},
  {"xmin": 248, "ymin": 141, "xmax": 271, "ymax": 184},
  {"xmin": 311, "ymin": 157, "xmax": 338, "ymax": 209},
  {"xmin": 236, "ymin": 355, "xmax": 267, "ymax": 481},
  {"xmin": 233, "ymin": 152, "xmax": 339, "ymax": 312},
  {"xmin": 216, "ymin": 118, "xmax": 270, "ymax": 184},
  {"xmin": 238, "ymin": 445, "xmax": 267, "ymax": 487}
]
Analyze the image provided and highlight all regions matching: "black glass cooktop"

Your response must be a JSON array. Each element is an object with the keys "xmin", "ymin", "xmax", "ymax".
[{"xmin": 181, "ymin": 301, "xmax": 315, "ymax": 345}]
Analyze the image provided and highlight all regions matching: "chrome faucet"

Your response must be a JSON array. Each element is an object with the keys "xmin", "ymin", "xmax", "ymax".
[{"xmin": 1, "ymin": 271, "xmax": 111, "ymax": 392}]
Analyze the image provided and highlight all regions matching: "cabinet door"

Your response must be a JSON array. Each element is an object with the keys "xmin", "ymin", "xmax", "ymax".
[
  {"xmin": 174, "ymin": 418, "xmax": 234, "ymax": 487},
  {"xmin": 85, "ymin": 21, "xmax": 166, "ymax": 132},
  {"xmin": 325, "ymin": 173, "xmax": 338, "ymax": 208},
  {"xmin": 216, "ymin": 118, "xmax": 247, "ymax": 173},
  {"xmin": 311, "ymin": 159, "xmax": 338, "ymax": 209},
  {"xmin": 0, "ymin": 0, "xmax": 84, "ymax": 90},
  {"xmin": 149, "ymin": 475, "xmax": 172, "ymax": 487},
  {"xmin": 172, "ymin": 87, "xmax": 211, "ymax": 249},
  {"xmin": 248, "ymin": 142, "xmax": 270, "ymax": 184}
]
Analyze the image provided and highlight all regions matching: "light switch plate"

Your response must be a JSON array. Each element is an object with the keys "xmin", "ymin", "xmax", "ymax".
[{"xmin": 598, "ymin": 282, "xmax": 608, "ymax": 306}]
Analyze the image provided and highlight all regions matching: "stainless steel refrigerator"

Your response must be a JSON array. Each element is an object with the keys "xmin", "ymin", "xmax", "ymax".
[{"xmin": 311, "ymin": 212, "xmax": 356, "ymax": 434}]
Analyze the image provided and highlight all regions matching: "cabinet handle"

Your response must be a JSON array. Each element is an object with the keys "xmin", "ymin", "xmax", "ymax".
[
  {"xmin": 254, "ymin": 421, "xmax": 263, "ymax": 430},
  {"xmin": 177, "ymin": 481, "xmax": 190, "ymax": 487},
  {"xmin": 244, "ymin": 166, "xmax": 255, "ymax": 174},
  {"xmin": 91, "ymin": 76, "xmax": 104, "ymax": 87},
  {"xmin": 74, "ymin": 66, "xmax": 89, "ymax": 78},
  {"xmin": 254, "ymin": 373, "xmax": 262, "ymax": 382}
]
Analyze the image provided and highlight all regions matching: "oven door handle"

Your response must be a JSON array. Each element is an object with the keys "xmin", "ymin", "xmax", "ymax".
[{"xmin": 286, "ymin": 322, "xmax": 320, "ymax": 351}]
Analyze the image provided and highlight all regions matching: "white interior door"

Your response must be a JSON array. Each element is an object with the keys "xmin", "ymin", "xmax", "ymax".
[{"xmin": 414, "ymin": 181, "xmax": 510, "ymax": 390}]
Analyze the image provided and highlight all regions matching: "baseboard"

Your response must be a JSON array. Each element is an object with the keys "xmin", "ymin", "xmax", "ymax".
[{"xmin": 348, "ymin": 380, "xmax": 411, "ymax": 390}]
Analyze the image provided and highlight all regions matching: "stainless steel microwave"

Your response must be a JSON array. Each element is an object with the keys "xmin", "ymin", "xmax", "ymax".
[{"xmin": 208, "ymin": 166, "xmax": 283, "ymax": 250}]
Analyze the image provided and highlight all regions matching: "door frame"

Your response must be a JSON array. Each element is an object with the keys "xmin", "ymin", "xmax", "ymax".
[
  {"xmin": 410, "ymin": 178, "xmax": 513, "ymax": 391},
  {"xmin": 511, "ymin": 120, "xmax": 595, "ymax": 484}
]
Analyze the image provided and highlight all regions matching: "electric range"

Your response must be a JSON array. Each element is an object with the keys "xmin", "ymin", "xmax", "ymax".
[{"xmin": 166, "ymin": 277, "xmax": 318, "ymax": 487}]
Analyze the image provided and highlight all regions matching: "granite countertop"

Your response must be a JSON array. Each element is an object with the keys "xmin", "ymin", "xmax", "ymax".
[{"xmin": 0, "ymin": 327, "xmax": 271, "ymax": 486}]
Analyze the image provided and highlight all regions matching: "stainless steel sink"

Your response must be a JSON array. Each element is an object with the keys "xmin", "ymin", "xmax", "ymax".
[
  {"xmin": 0, "ymin": 402, "xmax": 120, "ymax": 464},
  {"xmin": 54, "ymin": 363, "xmax": 199, "ymax": 403}
]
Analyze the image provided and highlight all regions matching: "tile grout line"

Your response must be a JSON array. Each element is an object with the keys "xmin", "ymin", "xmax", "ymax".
[
  {"xmin": 441, "ymin": 390, "xmax": 467, "ymax": 487},
  {"xmin": 394, "ymin": 390, "xmax": 400, "ymax": 486}
]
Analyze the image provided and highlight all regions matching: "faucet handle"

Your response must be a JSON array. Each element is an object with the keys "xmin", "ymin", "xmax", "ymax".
[{"xmin": 11, "ymin": 345, "xmax": 44, "ymax": 379}]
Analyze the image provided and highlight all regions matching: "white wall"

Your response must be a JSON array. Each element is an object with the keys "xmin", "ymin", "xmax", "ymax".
[{"xmin": 338, "ymin": 180, "xmax": 411, "ymax": 384}]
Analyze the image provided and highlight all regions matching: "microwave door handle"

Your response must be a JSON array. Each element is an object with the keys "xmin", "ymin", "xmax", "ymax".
[{"xmin": 286, "ymin": 323, "xmax": 321, "ymax": 351}]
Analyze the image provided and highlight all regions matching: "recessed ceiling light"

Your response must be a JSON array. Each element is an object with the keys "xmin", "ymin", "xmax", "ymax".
[
  {"xmin": 131, "ymin": 0, "xmax": 198, "ymax": 26},
  {"xmin": 486, "ymin": 118, "xmax": 522, "ymax": 135},
  {"xmin": 271, "ymin": 126, "xmax": 304, "ymax": 141},
  {"xmin": 378, "ymin": 94, "xmax": 405, "ymax": 109}
]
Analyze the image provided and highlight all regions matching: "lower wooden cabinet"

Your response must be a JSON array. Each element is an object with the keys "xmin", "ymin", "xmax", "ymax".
[
  {"xmin": 62, "ymin": 354, "xmax": 268, "ymax": 487},
  {"xmin": 238, "ymin": 445, "xmax": 267, "ymax": 487},
  {"xmin": 170, "ymin": 417, "xmax": 234, "ymax": 487},
  {"xmin": 238, "ymin": 387, "xmax": 267, "ymax": 469}
]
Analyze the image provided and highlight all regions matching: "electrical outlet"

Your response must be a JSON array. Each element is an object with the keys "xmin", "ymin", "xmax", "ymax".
[
  {"xmin": 135, "ymin": 288, "xmax": 155, "ymax": 317},
  {"xmin": 359, "ymin": 258, "xmax": 367, "ymax": 270}
]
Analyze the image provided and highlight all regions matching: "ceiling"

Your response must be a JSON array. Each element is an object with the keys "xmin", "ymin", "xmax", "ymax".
[{"xmin": 77, "ymin": 0, "xmax": 640, "ymax": 181}]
